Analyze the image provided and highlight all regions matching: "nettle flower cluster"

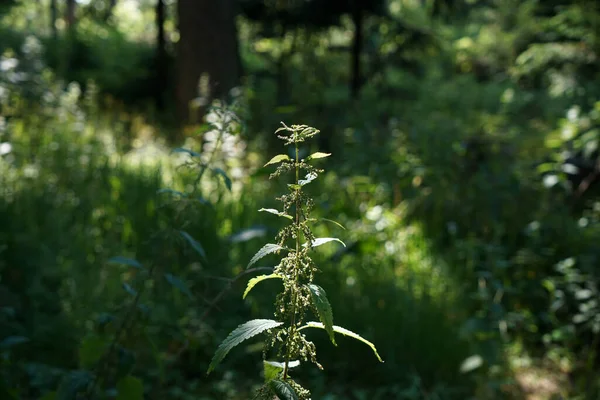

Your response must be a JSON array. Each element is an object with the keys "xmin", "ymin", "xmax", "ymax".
[{"xmin": 207, "ymin": 123, "xmax": 383, "ymax": 400}]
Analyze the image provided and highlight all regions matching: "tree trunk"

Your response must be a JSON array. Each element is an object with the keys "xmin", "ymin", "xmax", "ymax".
[
  {"xmin": 155, "ymin": 0, "xmax": 167, "ymax": 110},
  {"xmin": 50, "ymin": 0, "xmax": 57, "ymax": 38},
  {"xmin": 176, "ymin": 0, "xmax": 240, "ymax": 125},
  {"xmin": 66, "ymin": 0, "xmax": 76, "ymax": 29},
  {"xmin": 350, "ymin": 0, "xmax": 364, "ymax": 99}
]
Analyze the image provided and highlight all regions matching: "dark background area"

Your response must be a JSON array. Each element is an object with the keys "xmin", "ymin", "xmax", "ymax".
[{"xmin": 1, "ymin": 0, "xmax": 600, "ymax": 398}]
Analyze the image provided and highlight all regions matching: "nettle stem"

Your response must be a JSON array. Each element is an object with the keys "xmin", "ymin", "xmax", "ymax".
[{"xmin": 283, "ymin": 141, "xmax": 301, "ymax": 379}]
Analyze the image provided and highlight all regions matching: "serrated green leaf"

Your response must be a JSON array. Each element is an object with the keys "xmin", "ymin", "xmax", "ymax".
[
  {"xmin": 108, "ymin": 256, "xmax": 143, "ymax": 269},
  {"xmin": 264, "ymin": 154, "xmax": 291, "ymax": 167},
  {"xmin": 0, "ymin": 336, "xmax": 29, "ymax": 349},
  {"xmin": 79, "ymin": 335, "xmax": 108, "ymax": 368},
  {"xmin": 164, "ymin": 273, "xmax": 193, "ymax": 299},
  {"xmin": 248, "ymin": 243, "xmax": 284, "ymax": 268},
  {"xmin": 213, "ymin": 168, "xmax": 232, "ymax": 191},
  {"xmin": 307, "ymin": 152, "xmax": 331, "ymax": 160},
  {"xmin": 299, "ymin": 322, "xmax": 383, "ymax": 362},
  {"xmin": 116, "ymin": 375, "xmax": 143, "ymax": 400},
  {"xmin": 179, "ymin": 230, "xmax": 207, "ymax": 260},
  {"xmin": 244, "ymin": 274, "xmax": 283, "ymax": 299},
  {"xmin": 207, "ymin": 319, "xmax": 283, "ymax": 374},
  {"xmin": 306, "ymin": 284, "xmax": 336, "ymax": 345},
  {"xmin": 259, "ymin": 208, "xmax": 293, "ymax": 220},
  {"xmin": 304, "ymin": 237, "xmax": 346, "ymax": 249},
  {"xmin": 269, "ymin": 380, "xmax": 298, "ymax": 400}
]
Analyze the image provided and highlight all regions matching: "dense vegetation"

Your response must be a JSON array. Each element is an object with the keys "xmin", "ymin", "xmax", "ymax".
[{"xmin": 1, "ymin": 0, "xmax": 599, "ymax": 398}]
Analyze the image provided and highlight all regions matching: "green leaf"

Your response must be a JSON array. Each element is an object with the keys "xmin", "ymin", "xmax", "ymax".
[
  {"xmin": 307, "ymin": 152, "xmax": 331, "ymax": 160},
  {"xmin": 157, "ymin": 188, "xmax": 185, "ymax": 197},
  {"xmin": 164, "ymin": 273, "xmax": 193, "ymax": 299},
  {"xmin": 56, "ymin": 370, "xmax": 92, "ymax": 400},
  {"xmin": 122, "ymin": 282, "xmax": 137, "ymax": 296},
  {"xmin": 179, "ymin": 230, "xmax": 207, "ymax": 260},
  {"xmin": 298, "ymin": 172, "xmax": 318, "ymax": 186},
  {"xmin": 212, "ymin": 168, "xmax": 232, "ymax": 191},
  {"xmin": 39, "ymin": 392, "xmax": 56, "ymax": 400},
  {"xmin": 269, "ymin": 380, "xmax": 298, "ymax": 400},
  {"xmin": 263, "ymin": 360, "xmax": 300, "ymax": 383},
  {"xmin": 304, "ymin": 237, "xmax": 346, "ymax": 249},
  {"xmin": 208, "ymin": 319, "xmax": 283, "ymax": 374},
  {"xmin": 173, "ymin": 147, "xmax": 201, "ymax": 157},
  {"xmin": 264, "ymin": 154, "xmax": 291, "ymax": 167},
  {"xmin": 299, "ymin": 322, "xmax": 383, "ymax": 363},
  {"xmin": 108, "ymin": 256, "xmax": 143, "ymax": 269},
  {"xmin": 248, "ymin": 243, "xmax": 284, "ymax": 268},
  {"xmin": 116, "ymin": 375, "xmax": 144, "ymax": 400},
  {"xmin": 259, "ymin": 208, "xmax": 293, "ymax": 220},
  {"xmin": 0, "ymin": 336, "xmax": 29, "ymax": 349},
  {"xmin": 306, "ymin": 284, "xmax": 336, "ymax": 345},
  {"xmin": 79, "ymin": 335, "xmax": 108, "ymax": 368},
  {"xmin": 244, "ymin": 274, "xmax": 283, "ymax": 299},
  {"xmin": 460, "ymin": 355, "xmax": 483, "ymax": 373},
  {"xmin": 318, "ymin": 218, "xmax": 346, "ymax": 230}
]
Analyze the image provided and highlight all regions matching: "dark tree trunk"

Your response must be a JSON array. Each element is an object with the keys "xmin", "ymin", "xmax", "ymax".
[
  {"xmin": 350, "ymin": 0, "xmax": 364, "ymax": 98},
  {"xmin": 66, "ymin": 0, "xmax": 76, "ymax": 29},
  {"xmin": 155, "ymin": 0, "xmax": 167, "ymax": 110},
  {"xmin": 50, "ymin": 0, "xmax": 57, "ymax": 38},
  {"xmin": 176, "ymin": 0, "xmax": 240, "ymax": 125}
]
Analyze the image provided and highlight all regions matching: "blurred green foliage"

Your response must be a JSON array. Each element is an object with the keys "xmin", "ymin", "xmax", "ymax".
[{"xmin": 1, "ymin": 0, "xmax": 600, "ymax": 398}]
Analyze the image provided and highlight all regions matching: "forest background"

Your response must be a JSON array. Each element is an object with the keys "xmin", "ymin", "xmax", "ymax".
[{"xmin": 1, "ymin": 0, "xmax": 600, "ymax": 398}]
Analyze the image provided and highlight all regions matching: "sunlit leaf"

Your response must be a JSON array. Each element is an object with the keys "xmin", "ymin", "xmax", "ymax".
[
  {"xmin": 244, "ymin": 274, "xmax": 283, "ymax": 299},
  {"xmin": 164, "ymin": 273, "xmax": 193, "ymax": 299},
  {"xmin": 298, "ymin": 172, "xmax": 318, "ymax": 186},
  {"xmin": 229, "ymin": 227, "xmax": 268, "ymax": 243},
  {"xmin": 460, "ymin": 355, "xmax": 483, "ymax": 373},
  {"xmin": 319, "ymin": 218, "xmax": 346, "ymax": 230},
  {"xmin": 306, "ymin": 284, "xmax": 336, "ymax": 345},
  {"xmin": 299, "ymin": 322, "xmax": 383, "ymax": 362},
  {"xmin": 248, "ymin": 243, "xmax": 284, "ymax": 268},
  {"xmin": 269, "ymin": 379, "xmax": 298, "ymax": 400},
  {"xmin": 264, "ymin": 154, "xmax": 290, "ymax": 167},
  {"xmin": 173, "ymin": 147, "xmax": 201, "ymax": 158},
  {"xmin": 116, "ymin": 375, "xmax": 143, "ymax": 400},
  {"xmin": 259, "ymin": 208, "xmax": 293, "ymax": 220},
  {"xmin": 263, "ymin": 361, "xmax": 299, "ymax": 383},
  {"xmin": 307, "ymin": 152, "xmax": 331, "ymax": 160},
  {"xmin": 108, "ymin": 256, "xmax": 143, "ymax": 269},
  {"xmin": 304, "ymin": 237, "xmax": 346, "ymax": 249},
  {"xmin": 208, "ymin": 319, "xmax": 283, "ymax": 374},
  {"xmin": 179, "ymin": 230, "xmax": 207, "ymax": 260}
]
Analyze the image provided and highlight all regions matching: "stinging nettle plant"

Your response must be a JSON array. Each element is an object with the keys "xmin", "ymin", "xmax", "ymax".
[{"xmin": 207, "ymin": 123, "xmax": 383, "ymax": 400}]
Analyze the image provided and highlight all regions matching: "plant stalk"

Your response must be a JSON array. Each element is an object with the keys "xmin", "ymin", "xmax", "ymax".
[{"xmin": 283, "ymin": 141, "xmax": 301, "ymax": 379}]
